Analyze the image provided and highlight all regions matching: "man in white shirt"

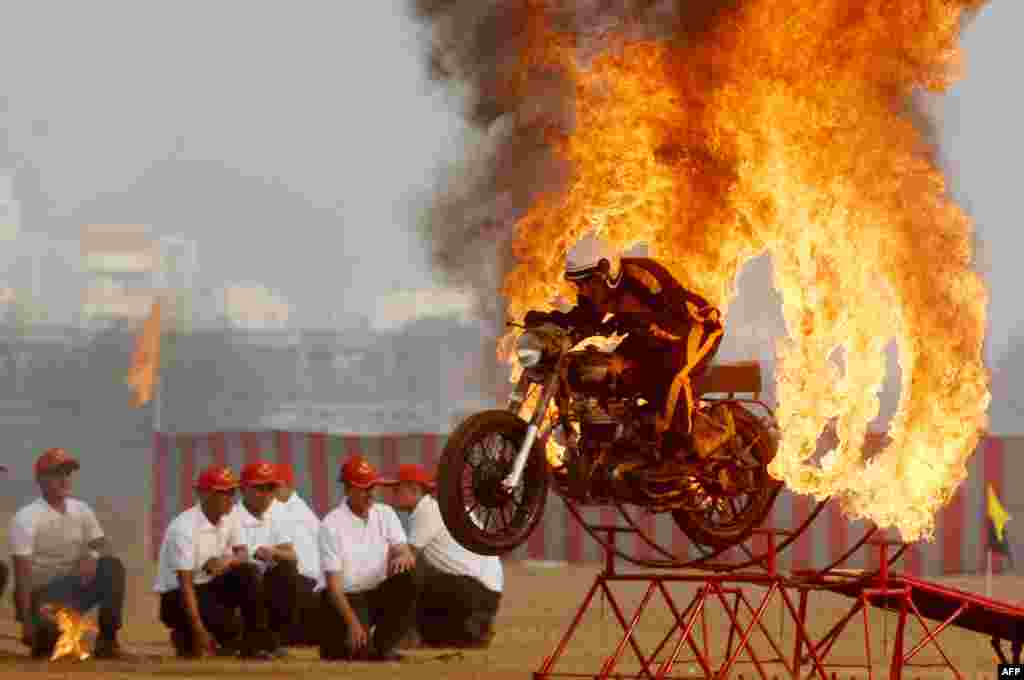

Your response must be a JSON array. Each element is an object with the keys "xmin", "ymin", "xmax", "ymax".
[
  {"xmin": 273, "ymin": 462, "xmax": 322, "ymax": 645},
  {"xmin": 387, "ymin": 463, "xmax": 502, "ymax": 648},
  {"xmin": 8, "ymin": 448, "xmax": 127, "ymax": 659},
  {"xmin": 153, "ymin": 464, "xmax": 280, "ymax": 660},
  {"xmin": 0, "ymin": 465, "xmax": 7, "ymax": 603},
  {"xmin": 231, "ymin": 460, "xmax": 318, "ymax": 652},
  {"xmin": 318, "ymin": 454, "xmax": 418, "ymax": 662}
]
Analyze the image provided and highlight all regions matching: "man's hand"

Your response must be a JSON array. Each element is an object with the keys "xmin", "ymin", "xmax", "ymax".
[
  {"xmin": 192, "ymin": 626, "xmax": 216, "ymax": 657},
  {"xmin": 253, "ymin": 546, "xmax": 275, "ymax": 563},
  {"xmin": 78, "ymin": 555, "xmax": 99, "ymax": 586},
  {"xmin": 347, "ymin": 619, "xmax": 369, "ymax": 654},
  {"xmin": 388, "ymin": 545, "xmax": 415, "ymax": 575},
  {"xmin": 202, "ymin": 557, "xmax": 236, "ymax": 578}
]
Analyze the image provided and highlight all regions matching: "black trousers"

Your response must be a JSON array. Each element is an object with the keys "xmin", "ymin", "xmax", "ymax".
[
  {"xmin": 319, "ymin": 569, "xmax": 418, "ymax": 660},
  {"xmin": 23, "ymin": 556, "xmax": 126, "ymax": 654},
  {"xmin": 415, "ymin": 557, "xmax": 500, "ymax": 645},
  {"xmin": 262, "ymin": 561, "xmax": 321, "ymax": 646},
  {"xmin": 159, "ymin": 562, "xmax": 276, "ymax": 655},
  {"xmin": 0, "ymin": 561, "xmax": 8, "ymax": 604}
]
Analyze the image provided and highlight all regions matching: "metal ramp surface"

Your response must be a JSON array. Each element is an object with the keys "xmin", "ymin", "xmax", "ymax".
[{"xmin": 811, "ymin": 570, "xmax": 1024, "ymax": 662}]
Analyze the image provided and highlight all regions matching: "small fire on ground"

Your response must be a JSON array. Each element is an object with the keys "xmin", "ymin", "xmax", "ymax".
[{"xmin": 41, "ymin": 605, "xmax": 97, "ymax": 661}]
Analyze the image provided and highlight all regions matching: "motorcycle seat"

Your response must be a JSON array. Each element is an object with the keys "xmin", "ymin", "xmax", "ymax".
[{"xmin": 692, "ymin": 361, "xmax": 762, "ymax": 398}]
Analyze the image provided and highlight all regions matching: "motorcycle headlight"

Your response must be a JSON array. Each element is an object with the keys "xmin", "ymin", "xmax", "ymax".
[{"xmin": 516, "ymin": 330, "xmax": 545, "ymax": 368}]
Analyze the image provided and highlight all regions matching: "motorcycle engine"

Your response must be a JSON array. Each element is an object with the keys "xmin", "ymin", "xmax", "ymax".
[
  {"xmin": 567, "ymin": 349, "xmax": 628, "ymax": 441},
  {"xmin": 569, "ymin": 396, "xmax": 622, "ymax": 443}
]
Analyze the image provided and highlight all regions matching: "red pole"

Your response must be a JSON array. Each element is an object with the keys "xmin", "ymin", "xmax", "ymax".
[
  {"xmin": 889, "ymin": 589, "xmax": 908, "ymax": 680},
  {"xmin": 862, "ymin": 593, "xmax": 874, "ymax": 680}
]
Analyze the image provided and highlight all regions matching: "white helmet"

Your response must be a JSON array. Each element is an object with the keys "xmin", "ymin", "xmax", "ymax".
[{"xmin": 564, "ymin": 232, "xmax": 621, "ymax": 285}]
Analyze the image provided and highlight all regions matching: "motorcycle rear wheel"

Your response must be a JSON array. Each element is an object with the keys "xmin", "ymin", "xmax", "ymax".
[
  {"xmin": 437, "ymin": 410, "xmax": 551, "ymax": 556},
  {"xmin": 671, "ymin": 404, "xmax": 782, "ymax": 550}
]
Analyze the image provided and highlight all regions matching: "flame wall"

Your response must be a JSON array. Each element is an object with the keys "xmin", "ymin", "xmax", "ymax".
[{"xmin": 150, "ymin": 430, "xmax": 1016, "ymax": 576}]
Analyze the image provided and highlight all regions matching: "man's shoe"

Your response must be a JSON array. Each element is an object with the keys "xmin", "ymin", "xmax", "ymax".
[
  {"xmin": 92, "ymin": 637, "xmax": 123, "ymax": 659},
  {"xmin": 170, "ymin": 630, "xmax": 190, "ymax": 658},
  {"xmin": 31, "ymin": 628, "xmax": 58, "ymax": 659},
  {"xmin": 369, "ymin": 649, "xmax": 404, "ymax": 662},
  {"xmin": 397, "ymin": 628, "xmax": 421, "ymax": 650},
  {"xmin": 240, "ymin": 648, "xmax": 275, "ymax": 661}
]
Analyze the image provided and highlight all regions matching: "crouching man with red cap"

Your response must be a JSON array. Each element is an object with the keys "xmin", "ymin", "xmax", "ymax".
[
  {"xmin": 317, "ymin": 454, "xmax": 418, "ymax": 662},
  {"xmin": 388, "ymin": 464, "xmax": 502, "ymax": 648},
  {"xmin": 9, "ymin": 448, "xmax": 126, "ymax": 659},
  {"xmin": 153, "ymin": 464, "xmax": 281, "ymax": 659},
  {"xmin": 230, "ymin": 460, "xmax": 319, "ymax": 653},
  {"xmin": 272, "ymin": 462, "xmax": 322, "ymax": 646}
]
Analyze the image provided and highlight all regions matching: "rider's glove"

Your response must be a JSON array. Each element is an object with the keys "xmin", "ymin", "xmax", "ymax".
[{"xmin": 602, "ymin": 317, "xmax": 628, "ymax": 335}]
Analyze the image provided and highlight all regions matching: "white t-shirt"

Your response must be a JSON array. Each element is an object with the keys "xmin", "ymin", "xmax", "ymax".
[
  {"xmin": 231, "ymin": 500, "xmax": 291, "ymax": 576},
  {"xmin": 318, "ymin": 501, "xmax": 406, "ymax": 593},
  {"xmin": 9, "ymin": 498, "xmax": 105, "ymax": 590},
  {"xmin": 272, "ymin": 493, "xmax": 321, "ymax": 582},
  {"xmin": 153, "ymin": 505, "xmax": 244, "ymax": 593},
  {"xmin": 408, "ymin": 495, "xmax": 503, "ymax": 593}
]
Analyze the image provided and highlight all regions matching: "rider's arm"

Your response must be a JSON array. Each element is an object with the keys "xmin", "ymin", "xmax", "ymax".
[{"xmin": 527, "ymin": 296, "xmax": 604, "ymax": 330}]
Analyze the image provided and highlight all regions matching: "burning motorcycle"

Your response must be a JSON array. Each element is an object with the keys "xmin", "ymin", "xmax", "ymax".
[{"xmin": 437, "ymin": 320, "xmax": 782, "ymax": 555}]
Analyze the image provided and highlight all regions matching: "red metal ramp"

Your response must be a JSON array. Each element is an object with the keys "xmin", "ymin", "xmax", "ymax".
[{"xmin": 813, "ymin": 570, "xmax": 1024, "ymax": 661}]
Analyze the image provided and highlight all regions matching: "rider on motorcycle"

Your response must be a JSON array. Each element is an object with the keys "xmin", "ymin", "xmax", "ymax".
[{"xmin": 524, "ymin": 233, "xmax": 724, "ymax": 458}]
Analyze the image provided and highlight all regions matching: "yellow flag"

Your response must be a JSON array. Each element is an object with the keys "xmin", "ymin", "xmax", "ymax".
[
  {"xmin": 126, "ymin": 300, "xmax": 162, "ymax": 407},
  {"xmin": 987, "ymin": 483, "xmax": 1011, "ymax": 545}
]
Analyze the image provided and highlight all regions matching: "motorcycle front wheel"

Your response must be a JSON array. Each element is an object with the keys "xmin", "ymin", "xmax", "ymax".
[{"xmin": 437, "ymin": 409, "xmax": 551, "ymax": 556}]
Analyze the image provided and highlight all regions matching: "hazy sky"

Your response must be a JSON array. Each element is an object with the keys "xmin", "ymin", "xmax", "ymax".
[
  {"xmin": 1, "ymin": 1, "xmax": 470, "ymax": 327},
  {"xmin": 2, "ymin": 1, "xmax": 1022, "ymax": 370}
]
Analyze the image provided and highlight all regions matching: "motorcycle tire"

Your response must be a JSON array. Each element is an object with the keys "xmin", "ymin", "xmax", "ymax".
[
  {"xmin": 437, "ymin": 409, "xmax": 551, "ymax": 556},
  {"xmin": 672, "ymin": 404, "xmax": 783, "ymax": 550}
]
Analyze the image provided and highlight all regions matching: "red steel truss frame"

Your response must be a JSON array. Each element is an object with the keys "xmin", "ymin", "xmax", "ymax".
[{"xmin": 534, "ymin": 527, "xmax": 1023, "ymax": 680}]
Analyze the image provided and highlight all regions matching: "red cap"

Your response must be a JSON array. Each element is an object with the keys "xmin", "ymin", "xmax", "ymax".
[
  {"xmin": 195, "ymin": 464, "xmax": 240, "ymax": 492},
  {"xmin": 276, "ymin": 462, "xmax": 295, "ymax": 486},
  {"xmin": 382, "ymin": 463, "xmax": 435, "ymax": 489},
  {"xmin": 34, "ymin": 448, "xmax": 81, "ymax": 477},
  {"xmin": 241, "ymin": 461, "xmax": 280, "ymax": 487},
  {"xmin": 339, "ymin": 454, "xmax": 379, "ymax": 489}
]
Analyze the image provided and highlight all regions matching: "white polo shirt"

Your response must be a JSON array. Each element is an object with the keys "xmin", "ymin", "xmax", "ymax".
[
  {"xmin": 231, "ymin": 500, "xmax": 292, "ymax": 576},
  {"xmin": 9, "ymin": 498, "xmax": 105, "ymax": 591},
  {"xmin": 318, "ymin": 500, "xmax": 406, "ymax": 593},
  {"xmin": 272, "ymin": 493, "xmax": 321, "ymax": 583},
  {"xmin": 153, "ymin": 505, "xmax": 244, "ymax": 593},
  {"xmin": 408, "ymin": 494, "xmax": 503, "ymax": 593}
]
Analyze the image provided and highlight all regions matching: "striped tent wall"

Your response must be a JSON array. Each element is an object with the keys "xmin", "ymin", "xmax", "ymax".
[{"xmin": 151, "ymin": 432, "xmax": 1021, "ymax": 577}]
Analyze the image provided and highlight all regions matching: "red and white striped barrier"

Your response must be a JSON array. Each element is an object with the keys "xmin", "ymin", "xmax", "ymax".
[{"xmin": 151, "ymin": 431, "xmax": 1019, "ymax": 576}]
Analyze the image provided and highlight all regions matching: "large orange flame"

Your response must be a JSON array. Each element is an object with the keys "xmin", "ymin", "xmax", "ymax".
[{"xmin": 501, "ymin": 1, "xmax": 990, "ymax": 542}]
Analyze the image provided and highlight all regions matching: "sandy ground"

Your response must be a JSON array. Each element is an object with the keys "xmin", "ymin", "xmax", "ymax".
[
  {"xmin": 0, "ymin": 558, "xmax": 1020, "ymax": 679},
  {"xmin": 0, "ymin": 501, "xmax": 1018, "ymax": 679}
]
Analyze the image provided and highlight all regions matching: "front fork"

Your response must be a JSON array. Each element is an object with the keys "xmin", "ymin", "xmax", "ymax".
[{"xmin": 502, "ymin": 367, "xmax": 562, "ymax": 491}]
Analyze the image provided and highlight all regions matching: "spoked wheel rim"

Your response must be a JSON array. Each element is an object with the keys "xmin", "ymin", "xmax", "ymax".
[
  {"xmin": 672, "ymin": 407, "xmax": 778, "ymax": 549},
  {"xmin": 459, "ymin": 431, "xmax": 536, "ymax": 542}
]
